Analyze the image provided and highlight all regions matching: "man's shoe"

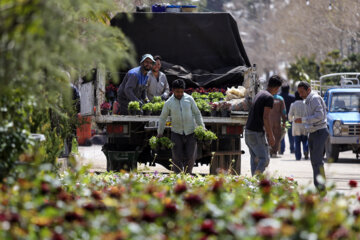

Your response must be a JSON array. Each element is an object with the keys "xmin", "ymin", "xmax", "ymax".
[
  {"xmin": 290, "ymin": 150, "xmax": 295, "ymax": 154},
  {"xmin": 304, "ymin": 152, "xmax": 309, "ymax": 160},
  {"xmin": 270, "ymin": 153, "xmax": 277, "ymax": 158},
  {"xmin": 279, "ymin": 152, "xmax": 284, "ymax": 155}
]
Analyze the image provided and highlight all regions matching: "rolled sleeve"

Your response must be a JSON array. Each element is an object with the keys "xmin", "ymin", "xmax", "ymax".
[{"xmin": 190, "ymin": 98, "xmax": 204, "ymax": 128}]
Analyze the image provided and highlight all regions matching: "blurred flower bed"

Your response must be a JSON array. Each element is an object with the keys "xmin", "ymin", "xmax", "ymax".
[{"xmin": 0, "ymin": 169, "xmax": 359, "ymax": 239}]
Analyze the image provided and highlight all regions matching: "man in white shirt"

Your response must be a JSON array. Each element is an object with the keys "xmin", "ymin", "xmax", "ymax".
[
  {"xmin": 295, "ymin": 82, "xmax": 328, "ymax": 191},
  {"xmin": 288, "ymin": 92, "xmax": 308, "ymax": 160},
  {"xmin": 145, "ymin": 55, "xmax": 170, "ymax": 101}
]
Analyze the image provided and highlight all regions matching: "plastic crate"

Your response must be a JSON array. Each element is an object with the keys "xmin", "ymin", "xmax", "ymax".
[{"xmin": 104, "ymin": 150, "xmax": 138, "ymax": 171}]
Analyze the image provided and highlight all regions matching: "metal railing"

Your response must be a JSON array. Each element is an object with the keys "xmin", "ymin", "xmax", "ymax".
[{"xmin": 311, "ymin": 72, "xmax": 360, "ymax": 96}]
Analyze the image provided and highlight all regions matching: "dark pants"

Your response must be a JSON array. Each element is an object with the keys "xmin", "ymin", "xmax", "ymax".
[
  {"xmin": 281, "ymin": 124, "xmax": 294, "ymax": 153},
  {"xmin": 171, "ymin": 132, "xmax": 197, "ymax": 174},
  {"xmin": 294, "ymin": 135, "xmax": 308, "ymax": 160},
  {"xmin": 308, "ymin": 128, "xmax": 329, "ymax": 190}
]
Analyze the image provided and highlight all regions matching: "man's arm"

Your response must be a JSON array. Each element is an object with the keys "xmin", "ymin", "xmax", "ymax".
[
  {"xmin": 157, "ymin": 101, "xmax": 170, "ymax": 137},
  {"xmin": 263, "ymin": 106, "xmax": 275, "ymax": 146},
  {"xmin": 281, "ymin": 100, "xmax": 286, "ymax": 127},
  {"xmin": 161, "ymin": 75, "xmax": 170, "ymax": 99},
  {"xmin": 124, "ymin": 75, "xmax": 141, "ymax": 102},
  {"xmin": 190, "ymin": 97, "xmax": 205, "ymax": 128},
  {"xmin": 302, "ymin": 98, "xmax": 325, "ymax": 124}
]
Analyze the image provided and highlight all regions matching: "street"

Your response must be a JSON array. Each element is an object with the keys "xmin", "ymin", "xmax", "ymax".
[{"xmin": 78, "ymin": 134, "xmax": 360, "ymax": 195}]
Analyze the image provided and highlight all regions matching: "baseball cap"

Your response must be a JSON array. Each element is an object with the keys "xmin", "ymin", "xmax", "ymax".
[{"xmin": 140, "ymin": 54, "xmax": 155, "ymax": 64}]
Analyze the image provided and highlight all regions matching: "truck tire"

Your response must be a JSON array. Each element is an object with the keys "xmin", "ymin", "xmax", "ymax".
[{"xmin": 325, "ymin": 137, "xmax": 339, "ymax": 163}]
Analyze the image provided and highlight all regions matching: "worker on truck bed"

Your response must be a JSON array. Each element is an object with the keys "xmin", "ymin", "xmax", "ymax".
[
  {"xmin": 117, "ymin": 54, "xmax": 155, "ymax": 115},
  {"xmin": 157, "ymin": 79, "xmax": 205, "ymax": 174},
  {"xmin": 245, "ymin": 75, "xmax": 283, "ymax": 176},
  {"xmin": 145, "ymin": 55, "xmax": 170, "ymax": 101}
]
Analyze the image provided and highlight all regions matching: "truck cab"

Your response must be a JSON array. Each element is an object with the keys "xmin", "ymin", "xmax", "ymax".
[{"xmin": 317, "ymin": 73, "xmax": 360, "ymax": 161}]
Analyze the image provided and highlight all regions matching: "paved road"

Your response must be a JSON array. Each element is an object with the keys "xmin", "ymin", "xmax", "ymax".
[{"xmin": 77, "ymin": 134, "xmax": 360, "ymax": 195}]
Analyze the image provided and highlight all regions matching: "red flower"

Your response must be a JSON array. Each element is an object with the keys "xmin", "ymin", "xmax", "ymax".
[
  {"xmin": 174, "ymin": 182, "xmax": 187, "ymax": 194},
  {"xmin": 259, "ymin": 179, "xmax": 272, "ymax": 194},
  {"xmin": 101, "ymin": 102, "xmax": 111, "ymax": 110},
  {"xmin": 163, "ymin": 202, "xmax": 177, "ymax": 216},
  {"xmin": 329, "ymin": 226, "xmax": 349, "ymax": 239},
  {"xmin": 353, "ymin": 209, "xmax": 360, "ymax": 217},
  {"xmin": 184, "ymin": 193, "xmax": 203, "ymax": 207},
  {"xmin": 201, "ymin": 219, "xmax": 217, "ymax": 235},
  {"xmin": 251, "ymin": 211, "xmax": 269, "ymax": 222},
  {"xmin": 91, "ymin": 190, "xmax": 102, "ymax": 201},
  {"xmin": 349, "ymin": 180, "xmax": 357, "ymax": 188},
  {"xmin": 142, "ymin": 210, "xmax": 159, "ymax": 223},
  {"xmin": 41, "ymin": 182, "xmax": 51, "ymax": 194},
  {"xmin": 64, "ymin": 212, "xmax": 83, "ymax": 222},
  {"xmin": 212, "ymin": 179, "xmax": 224, "ymax": 193},
  {"xmin": 52, "ymin": 232, "xmax": 65, "ymax": 240}
]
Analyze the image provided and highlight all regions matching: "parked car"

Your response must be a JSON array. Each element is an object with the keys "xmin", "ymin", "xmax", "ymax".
[{"xmin": 313, "ymin": 73, "xmax": 360, "ymax": 162}]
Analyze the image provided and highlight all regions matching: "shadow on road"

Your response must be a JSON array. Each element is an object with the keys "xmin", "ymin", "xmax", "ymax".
[{"xmin": 326, "ymin": 158, "xmax": 360, "ymax": 164}]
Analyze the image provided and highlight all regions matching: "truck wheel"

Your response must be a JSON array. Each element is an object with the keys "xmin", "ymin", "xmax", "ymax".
[{"xmin": 325, "ymin": 137, "xmax": 339, "ymax": 163}]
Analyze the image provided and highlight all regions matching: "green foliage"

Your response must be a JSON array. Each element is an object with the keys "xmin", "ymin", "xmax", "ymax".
[
  {"xmin": 204, "ymin": 130, "xmax": 217, "ymax": 141},
  {"xmin": 149, "ymin": 136, "xmax": 158, "ymax": 150},
  {"xmin": 191, "ymin": 92, "xmax": 201, "ymax": 99},
  {"xmin": 208, "ymin": 92, "xmax": 225, "ymax": 100},
  {"xmin": 148, "ymin": 136, "xmax": 174, "ymax": 150},
  {"xmin": 194, "ymin": 126, "xmax": 217, "ymax": 141},
  {"xmin": 286, "ymin": 55, "xmax": 320, "ymax": 83},
  {"xmin": 196, "ymin": 99, "xmax": 211, "ymax": 112},
  {"xmin": 151, "ymin": 96, "xmax": 162, "ymax": 103},
  {"xmin": 142, "ymin": 102, "xmax": 153, "ymax": 111},
  {"xmin": 158, "ymin": 137, "xmax": 174, "ymax": 149},
  {"xmin": 128, "ymin": 101, "xmax": 140, "ymax": 111},
  {"xmin": 287, "ymin": 51, "xmax": 360, "ymax": 85},
  {"xmin": 0, "ymin": 0, "xmax": 135, "ymax": 179},
  {"xmin": 152, "ymin": 102, "xmax": 165, "ymax": 112}
]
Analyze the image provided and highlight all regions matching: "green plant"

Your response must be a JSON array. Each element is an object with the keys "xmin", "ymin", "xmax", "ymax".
[
  {"xmin": 142, "ymin": 103, "xmax": 153, "ymax": 111},
  {"xmin": 204, "ymin": 130, "xmax": 217, "ymax": 141},
  {"xmin": 152, "ymin": 102, "xmax": 164, "ymax": 112},
  {"xmin": 149, "ymin": 136, "xmax": 158, "ymax": 150},
  {"xmin": 151, "ymin": 96, "xmax": 162, "ymax": 103},
  {"xmin": 158, "ymin": 137, "xmax": 174, "ymax": 149},
  {"xmin": 191, "ymin": 92, "xmax": 201, "ymax": 99},
  {"xmin": 194, "ymin": 126, "xmax": 206, "ymax": 141},
  {"xmin": 208, "ymin": 92, "xmax": 224, "ymax": 100},
  {"xmin": 128, "ymin": 101, "xmax": 140, "ymax": 111}
]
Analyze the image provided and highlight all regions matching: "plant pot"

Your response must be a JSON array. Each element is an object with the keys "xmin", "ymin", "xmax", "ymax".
[
  {"xmin": 128, "ymin": 109, "xmax": 137, "ymax": 115},
  {"xmin": 204, "ymin": 140, "xmax": 212, "ymax": 146},
  {"xmin": 152, "ymin": 111, "xmax": 161, "ymax": 116},
  {"xmin": 101, "ymin": 109, "xmax": 109, "ymax": 115},
  {"xmin": 143, "ymin": 110, "xmax": 152, "ymax": 116},
  {"xmin": 210, "ymin": 110, "xmax": 218, "ymax": 117},
  {"xmin": 220, "ymin": 109, "xmax": 230, "ymax": 117}
]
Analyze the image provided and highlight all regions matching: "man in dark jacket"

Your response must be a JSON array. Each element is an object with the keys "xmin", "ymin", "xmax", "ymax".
[
  {"xmin": 117, "ymin": 54, "xmax": 155, "ymax": 115},
  {"xmin": 280, "ymin": 84, "xmax": 295, "ymax": 154}
]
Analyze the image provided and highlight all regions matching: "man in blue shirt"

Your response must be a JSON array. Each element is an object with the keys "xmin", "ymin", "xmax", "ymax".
[
  {"xmin": 280, "ymin": 84, "xmax": 295, "ymax": 154},
  {"xmin": 157, "ymin": 79, "xmax": 205, "ymax": 174},
  {"xmin": 117, "ymin": 54, "xmax": 155, "ymax": 115}
]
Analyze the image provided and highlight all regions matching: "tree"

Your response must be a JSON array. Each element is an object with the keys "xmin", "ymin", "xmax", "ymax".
[{"xmin": 0, "ymin": 0, "xmax": 135, "ymax": 178}]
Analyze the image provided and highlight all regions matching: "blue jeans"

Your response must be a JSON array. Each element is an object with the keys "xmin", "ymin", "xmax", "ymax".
[
  {"xmin": 308, "ymin": 128, "xmax": 329, "ymax": 189},
  {"xmin": 245, "ymin": 129, "xmax": 270, "ymax": 176},
  {"xmin": 294, "ymin": 135, "xmax": 308, "ymax": 160},
  {"xmin": 281, "ymin": 124, "xmax": 294, "ymax": 153}
]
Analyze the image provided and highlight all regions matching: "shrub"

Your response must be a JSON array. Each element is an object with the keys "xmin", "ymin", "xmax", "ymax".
[{"xmin": 149, "ymin": 136, "xmax": 158, "ymax": 150}]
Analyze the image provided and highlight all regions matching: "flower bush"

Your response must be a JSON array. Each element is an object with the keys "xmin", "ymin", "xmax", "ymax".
[
  {"xmin": 100, "ymin": 102, "xmax": 111, "ymax": 110},
  {"xmin": 151, "ymin": 96, "xmax": 162, "ymax": 103},
  {"xmin": 0, "ymin": 169, "xmax": 359, "ymax": 240},
  {"xmin": 142, "ymin": 103, "xmax": 153, "ymax": 112}
]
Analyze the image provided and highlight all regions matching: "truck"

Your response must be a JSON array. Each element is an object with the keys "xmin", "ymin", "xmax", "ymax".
[
  {"xmin": 311, "ymin": 72, "xmax": 360, "ymax": 162},
  {"xmin": 80, "ymin": 12, "xmax": 258, "ymax": 174}
]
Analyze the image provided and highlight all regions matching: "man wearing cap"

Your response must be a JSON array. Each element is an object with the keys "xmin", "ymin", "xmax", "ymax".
[{"xmin": 117, "ymin": 54, "xmax": 155, "ymax": 115}]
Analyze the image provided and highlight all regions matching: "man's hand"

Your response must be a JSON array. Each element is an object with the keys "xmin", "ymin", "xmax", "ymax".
[
  {"xmin": 267, "ymin": 135, "xmax": 275, "ymax": 147},
  {"xmin": 294, "ymin": 118, "xmax": 302, "ymax": 124}
]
